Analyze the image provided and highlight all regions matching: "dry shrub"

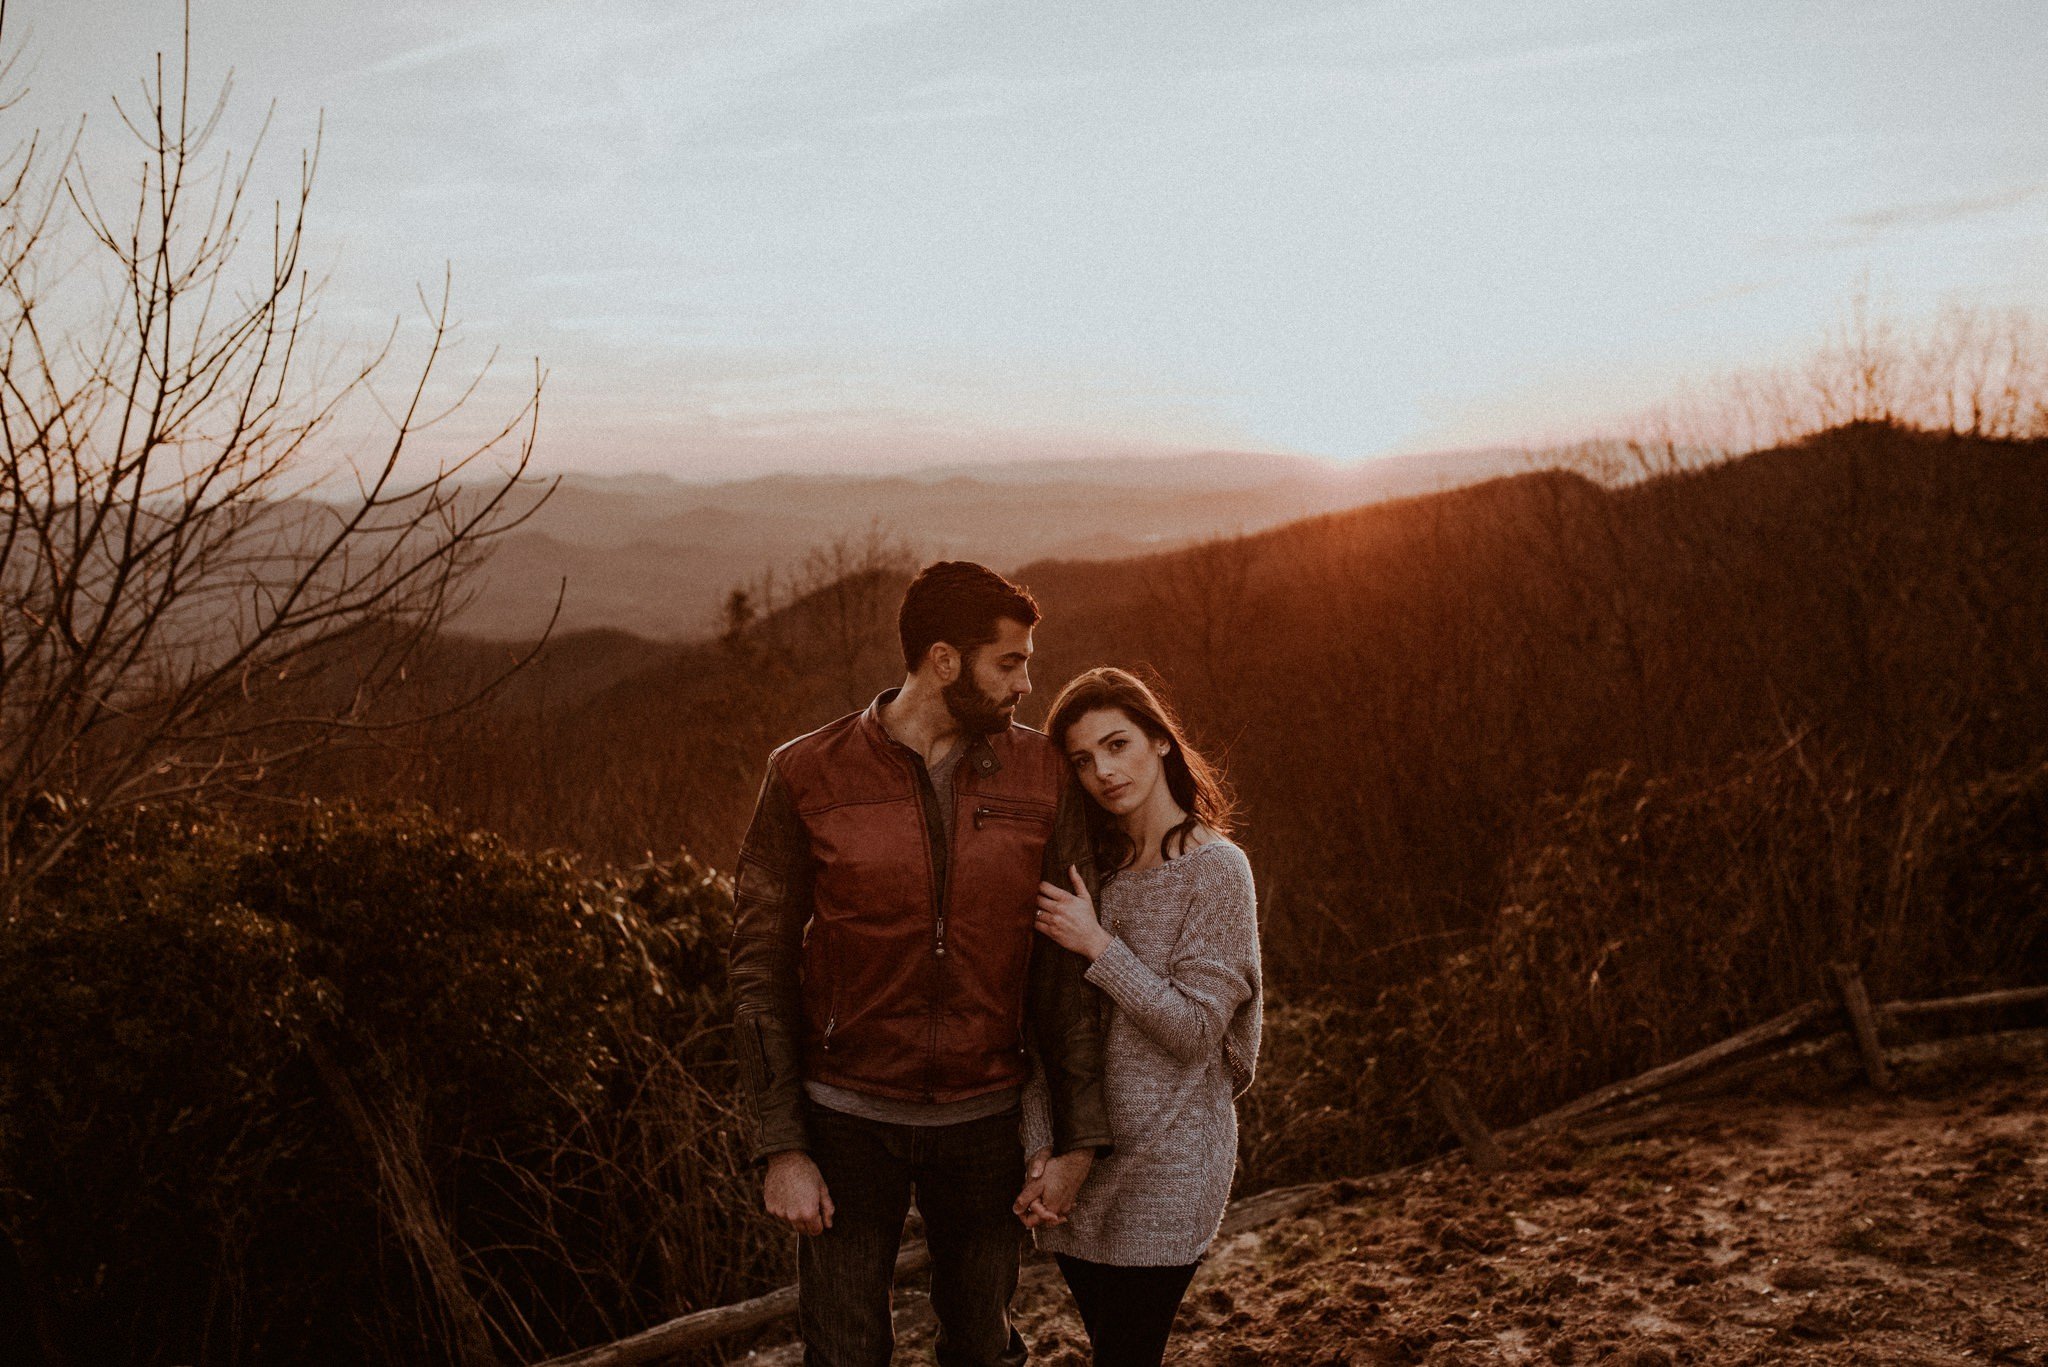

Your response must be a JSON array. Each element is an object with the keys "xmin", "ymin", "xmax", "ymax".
[
  {"xmin": 456, "ymin": 859, "xmax": 792, "ymax": 1362},
  {"xmin": 1234, "ymin": 739, "xmax": 2048, "ymax": 1187}
]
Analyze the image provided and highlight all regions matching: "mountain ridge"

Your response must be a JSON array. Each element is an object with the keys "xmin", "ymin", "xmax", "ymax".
[{"xmin": 446, "ymin": 445, "xmax": 1536, "ymax": 640}]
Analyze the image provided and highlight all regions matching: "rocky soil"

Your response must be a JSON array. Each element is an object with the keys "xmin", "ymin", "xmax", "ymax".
[{"xmin": 744, "ymin": 1058, "xmax": 2045, "ymax": 1365}]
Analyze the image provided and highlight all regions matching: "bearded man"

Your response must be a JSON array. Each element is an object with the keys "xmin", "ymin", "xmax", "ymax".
[{"xmin": 729, "ymin": 560, "xmax": 1111, "ymax": 1367}]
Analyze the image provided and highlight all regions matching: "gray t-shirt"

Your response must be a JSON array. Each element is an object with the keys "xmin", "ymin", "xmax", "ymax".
[{"xmin": 806, "ymin": 732, "xmax": 1025, "ymax": 1126}]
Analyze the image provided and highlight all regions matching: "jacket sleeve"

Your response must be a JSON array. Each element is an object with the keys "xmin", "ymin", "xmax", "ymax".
[
  {"xmin": 728, "ymin": 760, "xmax": 814, "ymax": 1164},
  {"xmin": 1018, "ymin": 1047, "xmax": 1055, "ymax": 1157},
  {"xmin": 1026, "ymin": 773, "xmax": 1114, "ymax": 1155}
]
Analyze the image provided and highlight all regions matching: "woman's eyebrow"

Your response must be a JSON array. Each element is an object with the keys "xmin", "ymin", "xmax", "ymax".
[{"xmin": 1068, "ymin": 730, "xmax": 1129, "ymax": 759}]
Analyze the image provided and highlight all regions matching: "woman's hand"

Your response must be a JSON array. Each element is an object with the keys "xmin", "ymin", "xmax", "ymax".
[
  {"xmin": 1035, "ymin": 865, "xmax": 1111, "ymax": 961},
  {"xmin": 1013, "ymin": 1145, "xmax": 1094, "ymax": 1228}
]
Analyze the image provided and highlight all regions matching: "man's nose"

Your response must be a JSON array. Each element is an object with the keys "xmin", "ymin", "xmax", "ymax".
[{"xmin": 1016, "ymin": 669, "xmax": 1032, "ymax": 696}]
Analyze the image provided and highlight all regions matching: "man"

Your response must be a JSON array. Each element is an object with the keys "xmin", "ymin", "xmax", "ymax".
[{"xmin": 729, "ymin": 560, "xmax": 1112, "ymax": 1367}]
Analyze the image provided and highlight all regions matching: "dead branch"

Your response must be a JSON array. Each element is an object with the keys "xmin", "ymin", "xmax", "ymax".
[{"xmin": 0, "ymin": 17, "xmax": 552, "ymax": 908}]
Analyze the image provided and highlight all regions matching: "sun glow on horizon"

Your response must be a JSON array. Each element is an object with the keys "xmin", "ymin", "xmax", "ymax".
[{"xmin": 19, "ymin": 0, "xmax": 2048, "ymax": 478}]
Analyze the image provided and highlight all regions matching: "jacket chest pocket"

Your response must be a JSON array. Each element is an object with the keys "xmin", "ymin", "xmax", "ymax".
[
  {"xmin": 971, "ymin": 799, "xmax": 1054, "ymax": 832},
  {"xmin": 962, "ymin": 799, "xmax": 1054, "ymax": 885}
]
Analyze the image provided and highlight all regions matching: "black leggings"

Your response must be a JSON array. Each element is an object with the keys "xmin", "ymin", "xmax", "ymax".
[{"xmin": 1053, "ymin": 1253, "xmax": 1201, "ymax": 1367}]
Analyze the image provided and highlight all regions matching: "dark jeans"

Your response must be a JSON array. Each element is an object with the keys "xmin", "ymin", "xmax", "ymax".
[
  {"xmin": 1053, "ymin": 1254, "xmax": 1201, "ymax": 1367},
  {"xmin": 798, "ymin": 1101, "xmax": 1028, "ymax": 1367}
]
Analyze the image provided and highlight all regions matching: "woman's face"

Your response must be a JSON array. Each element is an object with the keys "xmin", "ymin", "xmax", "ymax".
[{"xmin": 1063, "ymin": 706, "xmax": 1169, "ymax": 819}]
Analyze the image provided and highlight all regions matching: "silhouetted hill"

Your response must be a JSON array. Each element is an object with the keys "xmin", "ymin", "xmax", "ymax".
[{"xmin": 327, "ymin": 425, "xmax": 2048, "ymax": 996}]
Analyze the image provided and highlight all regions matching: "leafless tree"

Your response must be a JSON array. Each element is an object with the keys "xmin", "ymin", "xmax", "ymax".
[
  {"xmin": 791, "ymin": 521, "xmax": 919, "ymax": 708},
  {"xmin": 1912, "ymin": 303, "xmax": 2046, "ymax": 440},
  {"xmin": 1140, "ymin": 530, "xmax": 1260, "ymax": 713},
  {"xmin": 0, "ymin": 10, "xmax": 553, "ymax": 910},
  {"xmin": 724, "ymin": 521, "xmax": 916, "ymax": 709},
  {"xmin": 1614, "ymin": 293, "xmax": 2048, "ymax": 464}
]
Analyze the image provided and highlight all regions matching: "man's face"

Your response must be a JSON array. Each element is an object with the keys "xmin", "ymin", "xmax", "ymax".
[{"xmin": 942, "ymin": 617, "xmax": 1034, "ymax": 735}]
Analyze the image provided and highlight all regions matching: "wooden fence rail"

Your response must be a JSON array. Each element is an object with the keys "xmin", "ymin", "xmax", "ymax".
[{"xmin": 529, "ymin": 978, "xmax": 2047, "ymax": 1367}]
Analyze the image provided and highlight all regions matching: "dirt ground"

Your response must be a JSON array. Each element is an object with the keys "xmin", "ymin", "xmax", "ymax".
[
  {"xmin": 1019, "ymin": 1065, "xmax": 2048, "ymax": 1365},
  {"xmin": 743, "ymin": 1059, "xmax": 2045, "ymax": 1365}
]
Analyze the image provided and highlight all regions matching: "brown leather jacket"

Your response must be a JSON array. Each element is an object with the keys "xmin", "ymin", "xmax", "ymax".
[{"xmin": 728, "ymin": 690, "xmax": 1113, "ymax": 1163}]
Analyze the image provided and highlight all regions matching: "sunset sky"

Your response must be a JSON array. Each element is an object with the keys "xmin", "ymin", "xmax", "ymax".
[{"xmin": 21, "ymin": 1, "xmax": 2048, "ymax": 478}]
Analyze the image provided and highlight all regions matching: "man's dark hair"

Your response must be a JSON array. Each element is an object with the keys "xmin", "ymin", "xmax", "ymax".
[{"xmin": 898, "ymin": 561, "xmax": 1040, "ymax": 672}]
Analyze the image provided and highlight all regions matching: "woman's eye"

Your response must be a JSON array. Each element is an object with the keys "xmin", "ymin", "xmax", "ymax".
[{"xmin": 1108, "ymin": 738, "xmax": 1125, "ymax": 752}]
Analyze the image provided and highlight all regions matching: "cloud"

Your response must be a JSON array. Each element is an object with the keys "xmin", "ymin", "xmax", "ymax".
[
  {"xmin": 1841, "ymin": 181, "xmax": 2048, "ymax": 232},
  {"xmin": 360, "ymin": 20, "xmax": 530, "ymax": 78},
  {"xmin": 1420, "ymin": 31, "xmax": 1699, "ymax": 81}
]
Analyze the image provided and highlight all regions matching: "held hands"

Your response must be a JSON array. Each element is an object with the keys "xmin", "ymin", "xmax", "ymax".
[
  {"xmin": 1034, "ymin": 865, "xmax": 1111, "ymax": 961},
  {"xmin": 1013, "ymin": 1145, "xmax": 1094, "ymax": 1228},
  {"xmin": 763, "ymin": 1151, "xmax": 835, "ymax": 1236}
]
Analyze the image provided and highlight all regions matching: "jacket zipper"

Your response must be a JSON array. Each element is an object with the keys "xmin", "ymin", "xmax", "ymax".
[
  {"xmin": 928, "ymin": 784, "xmax": 948, "ymax": 961},
  {"xmin": 927, "ymin": 764, "xmax": 985, "ymax": 1097},
  {"xmin": 972, "ymin": 802, "xmax": 1048, "ymax": 831},
  {"xmin": 822, "ymin": 921, "xmax": 838, "ymax": 1051}
]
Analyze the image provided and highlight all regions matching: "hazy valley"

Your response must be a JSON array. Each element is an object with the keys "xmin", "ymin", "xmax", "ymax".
[{"xmin": 449, "ymin": 445, "xmax": 1532, "ymax": 639}]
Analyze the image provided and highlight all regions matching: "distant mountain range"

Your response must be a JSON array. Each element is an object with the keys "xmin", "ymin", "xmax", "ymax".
[{"xmin": 451, "ymin": 446, "xmax": 1535, "ymax": 640}]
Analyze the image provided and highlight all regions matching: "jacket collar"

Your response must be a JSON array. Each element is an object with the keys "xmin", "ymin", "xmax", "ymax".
[{"xmin": 862, "ymin": 687, "xmax": 1004, "ymax": 779}]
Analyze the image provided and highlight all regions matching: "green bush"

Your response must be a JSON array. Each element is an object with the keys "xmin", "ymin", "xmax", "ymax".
[
  {"xmin": 231, "ymin": 807, "xmax": 640, "ymax": 1140},
  {"xmin": 0, "ymin": 807, "xmax": 326, "ymax": 1362},
  {"xmin": 0, "ymin": 801, "xmax": 760, "ymax": 1367}
]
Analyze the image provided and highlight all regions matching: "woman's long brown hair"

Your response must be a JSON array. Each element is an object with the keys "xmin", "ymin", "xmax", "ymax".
[{"xmin": 1046, "ymin": 666, "xmax": 1237, "ymax": 878}]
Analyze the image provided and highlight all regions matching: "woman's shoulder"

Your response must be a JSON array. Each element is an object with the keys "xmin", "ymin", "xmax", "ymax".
[
  {"xmin": 1178, "ymin": 824, "xmax": 1241, "ymax": 859},
  {"xmin": 1174, "ymin": 832, "xmax": 1254, "ymax": 894}
]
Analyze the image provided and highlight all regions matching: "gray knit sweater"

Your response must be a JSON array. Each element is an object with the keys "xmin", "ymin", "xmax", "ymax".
[{"xmin": 1021, "ymin": 838, "xmax": 1262, "ymax": 1266}]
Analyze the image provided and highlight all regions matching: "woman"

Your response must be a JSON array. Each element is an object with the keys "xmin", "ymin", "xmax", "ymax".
[{"xmin": 1018, "ymin": 666, "xmax": 1262, "ymax": 1367}]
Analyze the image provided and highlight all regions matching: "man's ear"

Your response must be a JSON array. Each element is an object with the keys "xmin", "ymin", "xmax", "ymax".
[{"xmin": 928, "ymin": 641, "xmax": 961, "ymax": 683}]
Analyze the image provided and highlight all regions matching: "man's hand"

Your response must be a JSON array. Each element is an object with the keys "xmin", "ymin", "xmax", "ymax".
[
  {"xmin": 1013, "ymin": 1146, "xmax": 1055, "ymax": 1227},
  {"xmin": 1013, "ymin": 1145, "xmax": 1094, "ymax": 1228},
  {"xmin": 763, "ymin": 1151, "xmax": 834, "ymax": 1236}
]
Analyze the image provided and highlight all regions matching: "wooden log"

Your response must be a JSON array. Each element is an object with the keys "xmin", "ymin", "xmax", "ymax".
[
  {"xmin": 1556, "ymin": 1024, "xmax": 2048, "ymax": 1144},
  {"xmin": 532, "ymin": 1243, "xmax": 930, "ymax": 1367},
  {"xmin": 1741, "ymin": 1024, "xmax": 2048, "ymax": 1082},
  {"xmin": 1518, "ymin": 998, "xmax": 1830, "ymax": 1133},
  {"xmin": 1831, "ymin": 962, "xmax": 1894, "ymax": 1091},
  {"xmin": 1881, "ymin": 984, "xmax": 2048, "ymax": 1018},
  {"xmin": 1889, "ymin": 1025, "xmax": 2048, "ymax": 1070},
  {"xmin": 1428, "ymin": 1073, "xmax": 1509, "ymax": 1172},
  {"xmin": 1216, "ymin": 1181, "xmax": 1323, "ymax": 1238}
]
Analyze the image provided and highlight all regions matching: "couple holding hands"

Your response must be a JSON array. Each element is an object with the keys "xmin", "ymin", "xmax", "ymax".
[{"xmin": 730, "ymin": 560, "xmax": 1261, "ymax": 1367}]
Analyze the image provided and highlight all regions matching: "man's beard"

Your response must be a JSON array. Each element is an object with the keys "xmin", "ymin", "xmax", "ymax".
[{"xmin": 943, "ymin": 670, "xmax": 1016, "ymax": 736}]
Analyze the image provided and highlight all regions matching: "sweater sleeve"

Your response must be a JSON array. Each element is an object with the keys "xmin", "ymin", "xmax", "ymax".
[{"xmin": 1083, "ymin": 845, "xmax": 1258, "ymax": 1069}]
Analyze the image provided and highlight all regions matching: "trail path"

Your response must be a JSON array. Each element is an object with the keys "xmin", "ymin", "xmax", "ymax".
[
  {"xmin": 1028, "ymin": 1065, "xmax": 2046, "ymax": 1365},
  {"xmin": 776, "ymin": 1063, "xmax": 2047, "ymax": 1365}
]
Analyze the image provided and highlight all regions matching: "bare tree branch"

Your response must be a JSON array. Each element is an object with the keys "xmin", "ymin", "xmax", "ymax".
[{"xmin": 0, "ymin": 9, "xmax": 555, "ymax": 907}]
